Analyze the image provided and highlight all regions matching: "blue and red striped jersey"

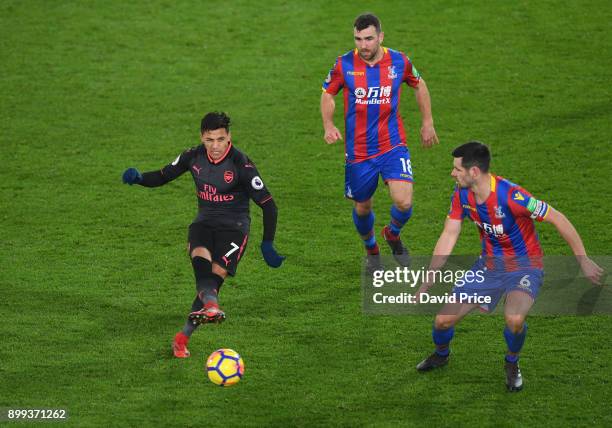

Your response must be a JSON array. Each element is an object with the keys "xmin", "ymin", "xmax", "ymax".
[
  {"xmin": 448, "ymin": 175, "xmax": 550, "ymax": 267},
  {"xmin": 322, "ymin": 47, "xmax": 421, "ymax": 163}
]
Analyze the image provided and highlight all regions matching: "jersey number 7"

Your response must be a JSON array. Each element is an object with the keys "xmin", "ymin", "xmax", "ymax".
[{"xmin": 224, "ymin": 243, "xmax": 240, "ymax": 258}]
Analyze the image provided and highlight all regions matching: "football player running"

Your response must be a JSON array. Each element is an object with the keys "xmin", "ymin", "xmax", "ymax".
[{"xmin": 321, "ymin": 13, "xmax": 439, "ymax": 272}]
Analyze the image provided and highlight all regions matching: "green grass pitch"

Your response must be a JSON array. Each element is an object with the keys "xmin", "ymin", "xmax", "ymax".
[{"xmin": 1, "ymin": 1, "xmax": 611, "ymax": 426}]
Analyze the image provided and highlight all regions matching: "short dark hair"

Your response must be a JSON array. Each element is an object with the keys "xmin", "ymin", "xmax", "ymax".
[
  {"xmin": 201, "ymin": 112, "xmax": 231, "ymax": 134},
  {"xmin": 354, "ymin": 13, "xmax": 381, "ymax": 33},
  {"xmin": 452, "ymin": 141, "xmax": 491, "ymax": 172}
]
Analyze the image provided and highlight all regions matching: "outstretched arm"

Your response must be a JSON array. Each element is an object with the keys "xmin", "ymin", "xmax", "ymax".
[
  {"xmin": 131, "ymin": 170, "xmax": 171, "ymax": 187},
  {"xmin": 413, "ymin": 78, "xmax": 439, "ymax": 148},
  {"xmin": 544, "ymin": 207, "xmax": 604, "ymax": 284},
  {"xmin": 431, "ymin": 218, "xmax": 463, "ymax": 266},
  {"xmin": 123, "ymin": 168, "xmax": 184, "ymax": 187},
  {"xmin": 419, "ymin": 218, "xmax": 463, "ymax": 293},
  {"xmin": 122, "ymin": 150, "xmax": 192, "ymax": 187}
]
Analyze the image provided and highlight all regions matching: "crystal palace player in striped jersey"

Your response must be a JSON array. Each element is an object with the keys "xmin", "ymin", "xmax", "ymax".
[
  {"xmin": 416, "ymin": 142, "xmax": 604, "ymax": 391},
  {"xmin": 122, "ymin": 112, "xmax": 284, "ymax": 358},
  {"xmin": 321, "ymin": 13, "xmax": 439, "ymax": 272}
]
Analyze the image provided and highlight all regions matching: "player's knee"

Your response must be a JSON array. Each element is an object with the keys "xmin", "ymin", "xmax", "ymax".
[
  {"xmin": 434, "ymin": 314, "xmax": 457, "ymax": 330},
  {"xmin": 354, "ymin": 200, "xmax": 372, "ymax": 216},
  {"xmin": 504, "ymin": 314, "xmax": 526, "ymax": 333},
  {"xmin": 191, "ymin": 246, "xmax": 211, "ymax": 260},
  {"xmin": 211, "ymin": 263, "xmax": 229, "ymax": 279},
  {"xmin": 394, "ymin": 200, "xmax": 413, "ymax": 212}
]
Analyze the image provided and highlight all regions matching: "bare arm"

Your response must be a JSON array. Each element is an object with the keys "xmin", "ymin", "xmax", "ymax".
[
  {"xmin": 320, "ymin": 91, "xmax": 342, "ymax": 144},
  {"xmin": 413, "ymin": 78, "xmax": 439, "ymax": 148},
  {"xmin": 419, "ymin": 218, "xmax": 463, "ymax": 292},
  {"xmin": 544, "ymin": 207, "xmax": 604, "ymax": 284},
  {"xmin": 430, "ymin": 217, "xmax": 462, "ymax": 268}
]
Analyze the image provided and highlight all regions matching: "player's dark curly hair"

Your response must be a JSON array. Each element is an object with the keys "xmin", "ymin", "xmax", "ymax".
[
  {"xmin": 452, "ymin": 141, "xmax": 491, "ymax": 172},
  {"xmin": 354, "ymin": 13, "xmax": 381, "ymax": 33},
  {"xmin": 201, "ymin": 112, "xmax": 231, "ymax": 133}
]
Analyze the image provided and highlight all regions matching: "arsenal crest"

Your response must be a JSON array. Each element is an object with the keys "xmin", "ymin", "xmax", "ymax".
[{"xmin": 224, "ymin": 170, "xmax": 234, "ymax": 183}]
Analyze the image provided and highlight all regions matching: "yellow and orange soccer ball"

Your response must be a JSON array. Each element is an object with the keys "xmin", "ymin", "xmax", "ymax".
[{"xmin": 206, "ymin": 349, "xmax": 245, "ymax": 386}]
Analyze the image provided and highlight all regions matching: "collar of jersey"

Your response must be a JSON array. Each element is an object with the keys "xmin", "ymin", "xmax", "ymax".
[
  {"xmin": 469, "ymin": 173, "xmax": 497, "ymax": 205},
  {"xmin": 473, "ymin": 174, "xmax": 497, "ymax": 206},
  {"xmin": 207, "ymin": 142, "xmax": 233, "ymax": 164}
]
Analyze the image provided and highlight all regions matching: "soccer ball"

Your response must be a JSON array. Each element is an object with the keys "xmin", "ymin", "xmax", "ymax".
[{"xmin": 206, "ymin": 348, "xmax": 245, "ymax": 386}]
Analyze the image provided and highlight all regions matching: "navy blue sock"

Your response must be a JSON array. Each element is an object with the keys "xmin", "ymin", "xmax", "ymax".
[
  {"xmin": 363, "ymin": 235, "xmax": 376, "ymax": 249},
  {"xmin": 432, "ymin": 326, "xmax": 454, "ymax": 357},
  {"xmin": 504, "ymin": 323, "xmax": 527, "ymax": 361},
  {"xmin": 505, "ymin": 354, "xmax": 519, "ymax": 363},
  {"xmin": 352, "ymin": 209, "xmax": 378, "ymax": 252},
  {"xmin": 389, "ymin": 205, "xmax": 412, "ymax": 236}
]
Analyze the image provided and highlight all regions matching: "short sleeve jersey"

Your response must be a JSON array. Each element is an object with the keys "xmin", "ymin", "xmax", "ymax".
[
  {"xmin": 322, "ymin": 47, "xmax": 421, "ymax": 163},
  {"xmin": 448, "ymin": 175, "xmax": 550, "ymax": 262}
]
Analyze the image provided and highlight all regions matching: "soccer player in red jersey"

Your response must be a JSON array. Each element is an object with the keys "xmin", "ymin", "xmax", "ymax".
[
  {"xmin": 416, "ymin": 142, "xmax": 604, "ymax": 391},
  {"xmin": 122, "ymin": 112, "xmax": 284, "ymax": 358},
  {"xmin": 321, "ymin": 13, "xmax": 439, "ymax": 271}
]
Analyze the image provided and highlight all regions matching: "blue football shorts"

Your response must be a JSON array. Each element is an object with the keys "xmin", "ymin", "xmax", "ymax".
[
  {"xmin": 344, "ymin": 145, "xmax": 413, "ymax": 202},
  {"xmin": 452, "ymin": 261, "xmax": 544, "ymax": 313}
]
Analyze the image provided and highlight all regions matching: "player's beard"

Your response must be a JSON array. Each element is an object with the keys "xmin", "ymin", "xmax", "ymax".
[
  {"xmin": 359, "ymin": 46, "xmax": 380, "ymax": 62},
  {"xmin": 456, "ymin": 176, "xmax": 473, "ymax": 189}
]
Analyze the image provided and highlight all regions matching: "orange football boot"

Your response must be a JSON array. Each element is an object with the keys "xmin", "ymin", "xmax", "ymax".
[{"xmin": 172, "ymin": 331, "xmax": 191, "ymax": 358}]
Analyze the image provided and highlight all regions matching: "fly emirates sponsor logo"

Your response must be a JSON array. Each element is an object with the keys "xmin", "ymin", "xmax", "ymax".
[
  {"xmin": 354, "ymin": 86, "xmax": 392, "ymax": 105},
  {"xmin": 197, "ymin": 184, "xmax": 234, "ymax": 202}
]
